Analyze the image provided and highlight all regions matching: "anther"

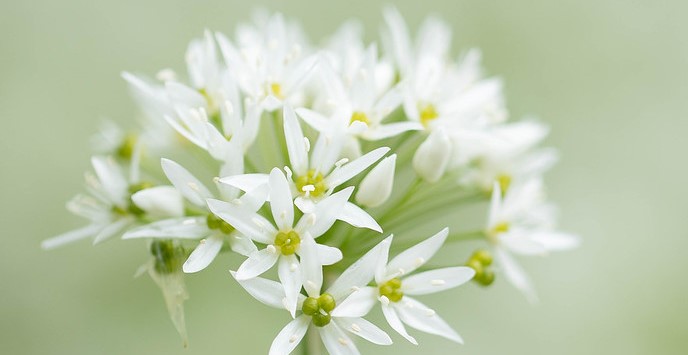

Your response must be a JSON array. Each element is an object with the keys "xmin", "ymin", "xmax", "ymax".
[
  {"xmin": 351, "ymin": 324, "xmax": 361, "ymax": 332},
  {"xmin": 414, "ymin": 257, "xmax": 426, "ymax": 267},
  {"xmin": 304, "ymin": 137, "xmax": 311, "ymax": 152},
  {"xmin": 338, "ymin": 338, "xmax": 348, "ymax": 346},
  {"xmin": 289, "ymin": 263, "xmax": 298, "ymax": 272},
  {"xmin": 267, "ymin": 245, "xmax": 277, "ymax": 254},
  {"xmin": 187, "ymin": 182, "xmax": 200, "ymax": 191}
]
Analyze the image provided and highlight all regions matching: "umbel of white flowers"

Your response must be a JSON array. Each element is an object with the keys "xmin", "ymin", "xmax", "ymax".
[{"xmin": 42, "ymin": 6, "xmax": 579, "ymax": 355}]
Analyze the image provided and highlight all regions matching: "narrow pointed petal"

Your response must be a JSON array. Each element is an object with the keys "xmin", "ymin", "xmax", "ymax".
[
  {"xmin": 269, "ymin": 316, "xmax": 310, "ymax": 355},
  {"xmin": 278, "ymin": 255, "xmax": 302, "ymax": 318},
  {"xmin": 299, "ymin": 234, "xmax": 323, "ymax": 297},
  {"xmin": 182, "ymin": 235, "xmax": 224, "ymax": 273},
  {"xmin": 235, "ymin": 248, "xmax": 279, "ymax": 280},
  {"xmin": 161, "ymin": 158, "xmax": 213, "ymax": 207},
  {"xmin": 386, "ymin": 228, "xmax": 448, "ymax": 278},
  {"xmin": 395, "ymin": 297, "xmax": 463, "ymax": 344},
  {"xmin": 328, "ymin": 236, "xmax": 392, "ymax": 300},
  {"xmin": 283, "ymin": 105, "xmax": 309, "ymax": 175},
  {"xmin": 300, "ymin": 187, "xmax": 353, "ymax": 238},
  {"xmin": 319, "ymin": 322, "xmax": 361, "ymax": 355},
  {"xmin": 532, "ymin": 231, "xmax": 580, "ymax": 252},
  {"xmin": 325, "ymin": 147, "xmax": 390, "ymax": 189},
  {"xmin": 231, "ymin": 271, "xmax": 287, "ymax": 309},
  {"xmin": 495, "ymin": 248, "xmax": 538, "ymax": 303},
  {"xmin": 402, "ymin": 267, "xmax": 475, "ymax": 295},
  {"xmin": 316, "ymin": 244, "xmax": 343, "ymax": 265},
  {"xmin": 338, "ymin": 202, "xmax": 382, "ymax": 233},
  {"xmin": 91, "ymin": 156, "xmax": 128, "ymax": 205},
  {"xmin": 269, "ymin": 168, "xmax": 294, "ymax": 230},
  {"xmin": 382, "ymin": 302, "xmax": 417, "ymax": 345},
  {"xmin": 295, "ymin": 108, "xmax": 333, "ymax": 133},
  {"xmin": 122, "ymin": 217, "xmax": 209, "ymax": 240},
  {"xmin": 335, "ymin": 317, "xmax": 393, "ymax": 345},
  {"xmin": 207, "ymin": 199, "xmax": 276, "ymax": 244},
  {"xmin": 41, "ymin": 224, "xmax": 102, "ymax": 250},
  {"xmin": 363, "ymin": 122, "xmax": 423, "ymax": 140},
  {"xmin": 93, "ymin": 218, "xmax": 131, "ymax": 245},
  {"xmin": 227, "ymin": 233, "xmax": 258, "ymax": 257},
  {"xmin": 218, "ymin": 173, "xmax": 269, "ymax": 193},
  {"xmin": 331, "ymin": 287, "xmax": 377, "ymax": 318}
]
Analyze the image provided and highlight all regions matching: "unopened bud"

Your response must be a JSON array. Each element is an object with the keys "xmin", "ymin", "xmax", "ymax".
[
  {"xmin": 356, "ymin": 154, "xmax": 397, "ymax": 207},
  {"xmin": 413, "ymin": 129, "xmax": 452, "ymax": 183}
]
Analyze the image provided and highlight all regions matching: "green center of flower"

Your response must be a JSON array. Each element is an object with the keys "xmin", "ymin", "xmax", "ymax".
[
  {"xmin": 419, "ymin": 103, "xmax": 439, "ymax": 127},
  {"xmin": 302, "ymin": 293, "xmax": 336, "ymax": 327},
  {"xmin": 206, "ymin": 214, "xmax": 235, "ymax": 235},
  {"xmin": 274, "ymin": 230, "xmax": 301, "ymax": 256},
  {"xmin": 150, "ymin": 240, "xmax": 185, "ymax": 275},
  {"xmin": 116, "ymin": 134, "xmax": 137, "ymax": 160},
  {"xmin": 466, "ymin": 249, "xmax": 495, "ymax": 286},
  {"xmin": 350, "ymin": 111, "xmax": 370, "ymax": 125},
  {"xmin": 270, "ymin": 82, "xmax": 284, "ymax": 99},
  {"xmin": 295, "ymin": 170, "xmax": 326, "ymax": 198},
  {"xmin": 379, "ymin": 278, "xmax": 404, "ymax": 303}
]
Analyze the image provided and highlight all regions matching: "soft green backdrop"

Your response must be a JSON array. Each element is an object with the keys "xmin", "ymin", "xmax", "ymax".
[{"xmin": 2, "ymin": 0, "xmax": 686, "ymax": 354}]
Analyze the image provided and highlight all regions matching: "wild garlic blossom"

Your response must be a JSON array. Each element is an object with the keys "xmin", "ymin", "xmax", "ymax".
[{"xmin": 44, "ymin": 7, "xmax": 579, "ymax": 354}]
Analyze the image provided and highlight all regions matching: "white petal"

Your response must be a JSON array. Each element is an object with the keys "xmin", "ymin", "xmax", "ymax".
[
  {"xmin": 231, "ymin": 271, "xmax": 286, "ymax": 309},
  {"xmin": 122, "ymin": 217, "xmax": 208, "ymax": 239},
  {"xmin": 325, "ymin": 147, "xmax": 390, "ymax": 189},
  {"xmin": 331, "ymin": 287, "xmax": 377, "ymax": 318},
  {"xmin": 363, "ymin": 122, "xmax": 423, "ymax": 140},
  {"xmin": 335, "ymin": 317, "xmax": 393, "ymax": 346},
  {"xmin": 328, "ymin": 236, "xmax": 392, "ymax": 300},
  {"xmin": 218, "ymin": 173, "xmax": 269, "ymax": 193},
  {"xmin": 207, "ymin": 199, "xmax": 276, "ymax": 244},
  {"xmin": 531, "ymin": 231, "xmax": 580, "ymax": 252},
  {"xmin": 235, "ymin": 248, "xmax": 279, "ymax": 280},
  {"xmin": 41, "ymin": 224, "xmax": 102, "ymax": 250},
  {"xmin": 495, "ymin": 247, "xmax": 538, "ymax": 303},
  {"xmin": 355, "ymin": 154, "xmax": 396, "ymax": 208},
  {"xmin": 269, "ymin": 168, "xmax": 294, "ymax": 230},
  {"xmin": 183, "ymin": 235, "xmax": 223, "ymax": 273},
  {"xmin": 319, "ymin": 322, "xmax": 360, "ymax": 355},
  {"xmin": 395, "ymin": 297, "xmax": 463, "ymax": 344},
  {"xmin": 131, "ymin": 186, "xmax": 185, "ymax": 218},
  {"xmin": 269, "ymin": 315, "xmax": 310, "ymax": 355},
  {"xmin": 402, "ymin": 267, "xmax": 475, "ymax": 295},
  {"xmin": 500, "ymin": 230, "xmax": 549, "ymax": 256},
  {"xmin": 93, "ymin": 218, "xmax": 131, "ymax": 245},
  {"xmin": 296, "ymin": 107, "xmax": 333, "ymax": 133},
  {"xmin": 91, "ymin": 156, "xmax": 127, "ymax": 206},
  {"xmin": 161, "ymin": 159, "xmax": 213, "ymax": 208},
  {"xmin": 279, "ymin": 255, "xmax": 302, "ymax": 318},
  {"xmin": 227, "ymin": 233, "xmax": 258, "ymax": 257},
  {"xmin": 381, "ymin": 302, "xmax": 417, "ymax": 345},
  {"xmin": 488, "ymin": 181, "xmax": 502, "ymax": 228},
  {"xmin": 386, "ymin": 228, "xmax": 448, "ymax": 279},
  {"xmin": 283, "ymin": 105, "xmax": 309, "ymax": 176},
  {"xmin": 299, "ymin": 234, "xmax": 323, "ymax": 297},
  {"xmin": 338, "ymin": 202, "xmax": 382, "ymax": 233},
  {"xmin": 412, "ymin": 129, "xmax": 452, "ymax": 183},
  {"xmin": 299, "ymin": 187, "xmax": 353, "ymax": 238},
  {"xmin": 316, "ymin": 244, "xmax": 343, "ymax": 265}
]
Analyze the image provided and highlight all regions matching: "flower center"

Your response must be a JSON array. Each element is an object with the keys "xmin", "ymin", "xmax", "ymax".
[
  {"xmin": 379, "ymin": 278, "xmax": 404, "ymax": 303},
  {"xmin": 270, "ymin": 82, "xmax": 284, "ymax": 99},
  {"xmin": 350, "ymin": 111, "xmax": 370, "ymax": 125},
  {"xmin": 295, "ymin": 169, "xmax": 326, "ymax": 198},
  {"xmin": 112, "ymin": 182, "xmax": 154, "ymax": 217},
  {"xmin": 206, "ymin": 214, "xmax": 235, "ymax": 235},
  {"xmin": 419, "ymin": 103, "xmax": 438, "ymax": 127},
  {"xmin": 496, "ymin": 174, "xmax": 511, "ymax": 195},
  {"xmin": 466, "ymin": 249, "xmax": 495, "ymax": 286},
  {"xmin": 116, "ymin": 134, "xmax": 137, "ymax": 160},
  {"xmin": 274, "ymin": 230, "xmax": 301, "ymax": 256},
  {"xmin": 302, "ymin": 293, "xmax": 336, "ymax": 327}
]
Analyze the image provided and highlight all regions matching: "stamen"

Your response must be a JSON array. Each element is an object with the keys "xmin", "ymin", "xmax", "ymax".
[
  {"xmin": 304, "ymin": 137, "xmax": 311, "ymax": 152},
  {"xmin": 335, "ymin": 158, "xmax": 349, "ymax": 168},
  {"xmin": 426, "ymin": 309, "xmax": 436, "ymax": 317},
  {"xmin": 351, "ymin": 323, "xmax": 361, "ymax": 332},
  {"xmin": 414, "ymin": 257, "xmax": 426, "ymax": 267},
  {"xmin": 267, "ymin": 245, "xmax": 277, "ymax": 254},
  {"xmin": 338, "ymin": 338, "xmax": 348, "ymax": 346},
  {"xmin": 289, "ymin": 335, "xmax": 298, "ymax": 343},
  {"xmin": 187, "ymin": 182, "xmax": 200, "ymax": 191},
  {"xmin": 289, "ymin": 263, "xmax": 298, "ymax": 272}
]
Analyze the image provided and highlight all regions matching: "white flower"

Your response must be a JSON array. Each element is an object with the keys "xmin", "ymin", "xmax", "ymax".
[
  {"xmin": 232, "ymin": 236, "xmax": 394, "ymax": 355},
  {"xmin": 122, "ymin": 158, "xmax": 263, "ymax": 273},
  {"xmin": 42, "ymin": 155, "xmax": 182, "ymax": 249},
  {"xmin": 215, "ymin": 12, "xmax": 317, "ymax": 112},
  {"xmin": 220, "ymin": 106, "xmax": 386, "ymax": 230},
  {"xmin": 486, "ymin": 180, "xmax": 580, "ymax": 302},
  {"xmin": 207, "ymin": 167, "xmax": 364, "ymax": 316},
  {"xmin": 337, "ymin": 229, "xmax": 475, "ymax": 345}
]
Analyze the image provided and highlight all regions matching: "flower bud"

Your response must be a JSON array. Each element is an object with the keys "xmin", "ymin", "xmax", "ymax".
[
  {"xmin": 132, "ymin": 186, "xmax": 185, "ymax": 218},
  {"xmin": 356, "ymin": 154, "xmax": 397, "ymax": 207},
  {"xmin": 413, "ymin": 129, "xmax": 452, "ymax": 183}
]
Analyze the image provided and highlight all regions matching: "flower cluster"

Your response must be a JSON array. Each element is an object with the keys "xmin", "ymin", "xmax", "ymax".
[{"xmin": 44, "ymin": 8, "xmax": 579, "ymax": 354}]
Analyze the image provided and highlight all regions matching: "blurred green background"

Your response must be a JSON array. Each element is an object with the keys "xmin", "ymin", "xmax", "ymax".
[{"xmin": 2, "ymin": 0, "xmax": 687, "ymax": 354}]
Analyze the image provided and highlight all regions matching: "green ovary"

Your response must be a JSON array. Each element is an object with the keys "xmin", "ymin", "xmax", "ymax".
[
  {"xmin": 302, "ymin": 293, "xmax": 336, "ymax": 327},
  {"xmin": 274, "ymin": 230, "xmax": 301, "ymax": 256},
  {"xmin": 206, "ymin": 214, "xmax": 234, "ymax": 235},
  {"xmin": 295, "ymin": 170, "xmax": 326, "ymax": 198},
  {"xmin": 379, "ymin": 278, "xmax": 404, "ymax": 303}
]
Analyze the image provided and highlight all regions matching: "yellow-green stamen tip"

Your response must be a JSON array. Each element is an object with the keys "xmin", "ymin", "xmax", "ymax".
[
  {"xmin": 302, "ymin": 293, "xmax": 336, "ymax": 327},
  {"xmin": 295, "ymin": 170, "xmax": 326, "ymax": 198},
  {"xmin": 270, "ymin": 83, "xmax": 284, "ymax": 99},
  {"xmin": 350, "ymin": 111, "xmax": 370, "ymax": 125},
  {"xmin": 379, "ymin": 278, "xmax": 404, "ymax": 303},
  {"xmin": 419, "ymin": 103, "xmax": 439, "ymax": 127},
  {"xmin": 274, "ymin": 230, "xmax": 301, "ymax": 256},
  {"xmin": 467, "ymin": 249, "xmax": 496, "ymax": 287},
  {"xmin": 496, "ymin": 174, "xmax": 512, "ymax": 195}
]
